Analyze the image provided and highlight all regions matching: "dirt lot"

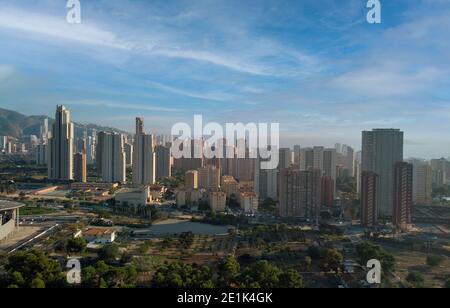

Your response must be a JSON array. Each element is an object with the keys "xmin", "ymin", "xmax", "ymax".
[{"xmin": 386, "ymin": 247, "xmax": 450, "ymax": 288}]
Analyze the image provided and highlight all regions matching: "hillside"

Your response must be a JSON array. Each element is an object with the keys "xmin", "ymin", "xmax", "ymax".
[{"xmin": 0, "ymin": 107, "xmax": 129, "ymax": 139}]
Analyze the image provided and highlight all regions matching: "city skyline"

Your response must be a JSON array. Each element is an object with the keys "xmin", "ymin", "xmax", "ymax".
[{"xmin": 0, "ymin": 0, "xmax": 450, "ymax": 159}]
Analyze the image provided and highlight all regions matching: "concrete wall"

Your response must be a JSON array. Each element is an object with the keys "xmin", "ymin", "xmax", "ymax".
[{"xmin": 0, "ymin": 219, "xmax": 16, "ymax": 241}]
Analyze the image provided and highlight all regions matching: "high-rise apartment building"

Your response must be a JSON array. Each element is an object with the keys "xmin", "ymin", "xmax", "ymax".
[
  {"xmin": 36, "ymin": 144, "xmax": 48, "ymax": 165},
  {"xmin": 198, "ymin": 166, "xmax": 220, "ymax": 189},
  {"xmin": 132, "ymin": 118, "xmax": 156, "ymax": 186},
  {"xmin": 323, "ymin": 148, "xmax": 337, "ymax": 193},
  {"xmin": 279, "ymin": 168, "xmax": 321, "ymax": 223},
  {"xmin": 185, "ymin": 170, "xmax": 199, "ymax": 190},
  {"xmin": 125, "ymin": 142, "xmax": 133, "ymax": 166},
  {"xmin": 393, "ymin": 162, "xmax": 413, "ymax": 231},
  {"xmin": 321, "ymin": 176, "xmax": 334, "ymax": 207},
  {"xmin": 362, "ymin": 129, "xmax": 404, "ymax": 217},
  {"xmin": 430, "ymin": 158, "xmax": 450, "ymax": 184},
  {"xmin": 293, "ymin": 145, "xmax": 301, "ymax": 167},
  {"xmin": 278, "ymin": 148, "xmax": 292, "ymax": 170},
  {"xmin": 74, "ymin": 152, "xmax": 87, "ymax": 183},
  {"xmin": 415, "ymin": 164, "xmax": 432, "ymax": 205},
  {"xmin": 155, "ymin": 145, "xmax": 172, "ymax": 180},
  {"xmin": 48, "ymin": 105, "xmax": 74, "ymax": 180},
  {"xmin": 361, "ymin": 171, "xmax": 378, "ymax": 228},
  {"xmin": 99, "ymin": 132, "xmax": 126, "ymax": 183}
]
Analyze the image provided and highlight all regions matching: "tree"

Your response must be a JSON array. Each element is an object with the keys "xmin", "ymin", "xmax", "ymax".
[
  {"xmin": 218, "ymin": 256, "xmax": 240, "ymax": 286},
  {"xmin": 444, "ymin": 278, "xmax": 450, "ymax": 288},
  {"xmin": 152, "ymin": 263, "xmax": 214, "ymax": 288},
  {"xmin": 406, "ymin": 272, "xmax": 425, "ymax": 288},
  {"xmin": 66, "ymin": 237, "xmax": 87, "ymax": 253},
  {"xmin": 319, "ymin": 248, "xmax": 343, "ymax": 273},
  {"xmin": 179, "ymin": 232, "xmax": 195, "ymax": 249},
  {"xmin": 1, "ymin": 250, "xmax": 66, "ymax": 288},
  {"xmin": 238, "ymin": 260, "xmax": 281, "ymax": 288},
  {"xmin": 31, "ymin": 277, "xmax": 46, "ymax": 289},
  {"xmin": 355, "ymin": 242, "xmax": 396, "ymax": 274},
  {"xmin": 98, "ymin": 244, "xmax": 120, "ymax": 262},
  {"xmin": 426, "ymin": 255, "xmax": 443, "ymax": 267},
  {"xmin": 302, "ymin": 256, "xmax": 312, "ymax": 272},
  {"xmin": 278, "ymin": 269, "xmax": 304, "ymax": 288},
  {"xmin": 259, "ymin": 198, "xmax": 277, "ymax": 213},
  {"xmin": 307, "ymin": 246, "xmax": 321, "ymax": 260}
]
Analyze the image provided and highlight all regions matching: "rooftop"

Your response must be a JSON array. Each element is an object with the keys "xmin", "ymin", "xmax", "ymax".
[
  {"xmin": 0, "ymin": 200, "xmax": 24, "ymax": 212},
  {"xmin": 83, "ymin": 228, "xmax": 115, "ymax": 236}
]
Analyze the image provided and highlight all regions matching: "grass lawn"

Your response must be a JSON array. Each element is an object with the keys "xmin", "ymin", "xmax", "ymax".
[{"xmin": 20, "ymin": 206, "xmax": 58, "ymax": 216}]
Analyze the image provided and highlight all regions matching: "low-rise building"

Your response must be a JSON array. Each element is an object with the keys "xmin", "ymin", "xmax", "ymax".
[
  {"xmin": 83, "ymin": 228, "xmax": 116, "ymax": 244},
  {"xmin": 149, "ymin": 185, "xmax": 166, "ymax": 202},
  {"xmin": 115, "ymin": 186, "xmax": 152, "ymax": 207},
  {"xmin": 0, "ymin": 201, "xmax": 23, "ymax": 241}
]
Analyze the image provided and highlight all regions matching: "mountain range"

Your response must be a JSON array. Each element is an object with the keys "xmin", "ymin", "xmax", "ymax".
[{"xmin": 0, "ymin": 107, "xmax": 129, "ymax": 140}]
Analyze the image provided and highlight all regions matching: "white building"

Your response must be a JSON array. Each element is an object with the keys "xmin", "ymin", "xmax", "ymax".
[
  {"xmin": 83, "ymin": 228, "xmax": 116, "ymax": 244},
  {"xmin": 115, "ymin": 186, "xmax": 152, "ymax": 207},
  {"xmin": 48, "ymin": 105, "xmax": 74, "ymax": 180}
]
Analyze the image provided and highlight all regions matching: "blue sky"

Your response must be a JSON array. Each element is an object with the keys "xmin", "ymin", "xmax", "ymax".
[{"xmin": 0, "ymin": 0, "xmax": 449, "ymax": 158}]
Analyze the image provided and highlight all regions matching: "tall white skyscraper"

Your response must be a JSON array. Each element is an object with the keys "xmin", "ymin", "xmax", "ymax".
[
  {"xmin": 132, "ymin": 118, "xmax": 156, "ymax": 186},
  {"xmin": 40, "ymin": 118, "xmax": 49, "ymax": 144},
  {"xmin": 48, "ymin": 105, "xmax": 74, "ymax": 180},
  {"xmin": 0, "ymin": 136, "xmax": 8, "ymax": 150},
  {"xmin": 362, "ymin": 129, "xmax": 404, "ymax": 217},
  {"xmin": 100, "ymin": 132, "xmax": 126, "ymax": 183}
]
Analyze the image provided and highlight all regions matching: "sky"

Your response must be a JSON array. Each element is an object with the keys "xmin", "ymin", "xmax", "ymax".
[{"xmin": 0, "ymin": 0, "xmax": 449, "ymax": 158}]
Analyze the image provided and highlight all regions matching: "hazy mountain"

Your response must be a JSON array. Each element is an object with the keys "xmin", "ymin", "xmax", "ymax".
[{"xmin": 0, "ymin": 107, "xmax": 129, "ymax": 139}]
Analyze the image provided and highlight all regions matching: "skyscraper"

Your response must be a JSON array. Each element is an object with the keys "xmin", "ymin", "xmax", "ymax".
[
  {"xmin": 323, "ymin": 148, "xmax": 337, "ymax": 193},
  {"xmin": 185, "ymin": 170, "xmax": 199, "ymax": 190},
  {"xmin": 393, "ymin": 162, "xmax": 413, "ymax": 230},
  {"xmin": 100, "ymin": 132, "xmax": 126, "ymax": 183},
  {"xmin": 155, "ymin": 145, "xmax": 172, "ymax": 180},
  {"xmin": 293, "ymin": 145, "xmax": 301, "ymax": 167},
  {"xmin": 36, "ymin": 144, "xmax": 48, "ymax": 165},
  {"xmin": 198, "ymin": 165, "xmax": 220, "ymax": 189},
  {"xmin": 361, "ymin": 171, "xmax": 378, "ymax": 228},
  {"xmin": 278, "ymin": 148, "xmax": 292, "ymax": 170},
  {"xmin": 74, "ymin": 152, "xmax": 87, "ymax": 183},
  {"xmin": 321, "ymin": 176, "xmax": 334, "ymax": 207},
  {"xmin": 362, "ymin": 129, "xmax": 404, "ymax": 217},
  {"xmin": 40, "ymin": 118, "xmax": 49, "ymax": 144},
  {"xmin": 125, "ymin": 142, "xmax": 133, "ymax": 166},
  {"xmin": 132, "ymin": 118, "xmax": 156, "ymax": 186},
  {"xmin": 300, "ymin": 147, "xmax": 324, "ymax": 171},
  {"xmin": 279, "ymin": 168, "xmax": 321, "ymax": 223},
  {"xmin": 415, "ymin": 164, "xmax": 432, "ymax": 205},
  {"xmin": 48, "ymin": 105, "xmax": 74, "ymax": 180}
]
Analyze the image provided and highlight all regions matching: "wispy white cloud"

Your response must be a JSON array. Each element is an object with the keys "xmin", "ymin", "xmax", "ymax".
[
  {"xmin": 65, "ymin": 99, "xmax": 184, "ymax": 113},
  {"xmin": 146, "ymin": 81, "xmax": 237, "ymax": 102},
  {"xmin": 0, "ymin": 8, "xmax": 127, "ymax": 49}
]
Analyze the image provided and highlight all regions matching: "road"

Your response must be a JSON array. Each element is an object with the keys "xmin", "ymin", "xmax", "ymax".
[{"xmin": 8, "ymin": 224, "xmax": 60, "ymax": 254}]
